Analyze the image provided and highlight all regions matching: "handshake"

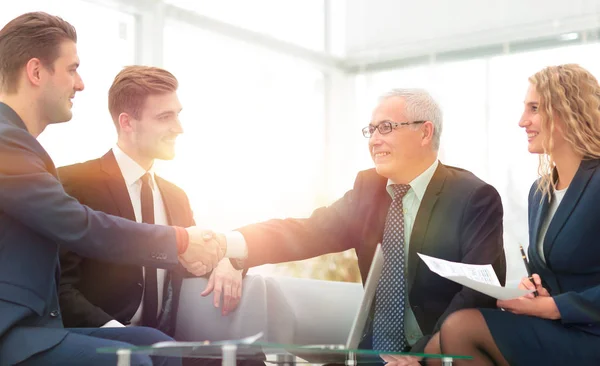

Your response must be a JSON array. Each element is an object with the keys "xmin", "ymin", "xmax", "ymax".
[{"xmin": 179, "ymin": 227, "xmax": 228, "ymax": 276}]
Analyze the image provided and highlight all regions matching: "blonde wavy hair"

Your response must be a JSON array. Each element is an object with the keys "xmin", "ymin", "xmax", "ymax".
[{"xmin": 529, "ymin": 64, "xmax": 600, "ymax": 199}]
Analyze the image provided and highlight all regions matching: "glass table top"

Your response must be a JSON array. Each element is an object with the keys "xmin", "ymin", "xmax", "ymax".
[{"xmin": 98, "ymin": 339, "xmax": 471, "ymax": 363}]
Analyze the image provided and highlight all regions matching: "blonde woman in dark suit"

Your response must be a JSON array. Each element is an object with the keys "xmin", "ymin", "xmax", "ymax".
[{"xmin": 434, "ymin": 64, "xmax": 600, "ymax": 365}]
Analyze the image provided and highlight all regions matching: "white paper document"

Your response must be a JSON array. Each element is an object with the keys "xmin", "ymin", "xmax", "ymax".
[{"xmin": 418, "ymin": 253, "xmax": 533, "ymax": 300}]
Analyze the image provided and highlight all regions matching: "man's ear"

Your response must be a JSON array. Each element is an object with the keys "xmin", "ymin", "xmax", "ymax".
[
  {"xmin": 24, "ymin": 58, "xmax": 44, "ymax": 87},
  {"xmin": 118, "ymin": 113, "xmax": 134, "ymax": 133},
  {"xmin": 421, "ymin": 121, "xmax": 435, "ymax": 146}
]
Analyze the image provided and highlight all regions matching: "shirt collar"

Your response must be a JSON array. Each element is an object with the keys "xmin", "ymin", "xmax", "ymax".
[
  {"xmin": 386, "ymin": 160, "xmax": 439, "ymax": 201},
  {"xmin": 112, "ymin": 144, "xmax": 156, "ymax": 188}
]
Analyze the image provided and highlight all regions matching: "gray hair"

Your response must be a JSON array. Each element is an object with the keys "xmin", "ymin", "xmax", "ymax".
[{"xmin": 380, "ymin": 88, "xmax": 443, "ymax": 151}]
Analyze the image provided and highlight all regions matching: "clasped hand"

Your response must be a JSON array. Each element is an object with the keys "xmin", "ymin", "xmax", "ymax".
[
  {"xmin": 178, "ymin": 227, "xmax": 227, "ymax": 276},
  {"xmin": 201, "ymin": 259, "xmax": 243, "ymax": 316}
]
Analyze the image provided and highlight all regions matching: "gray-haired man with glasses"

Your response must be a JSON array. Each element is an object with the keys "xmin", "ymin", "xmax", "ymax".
[{"xmin": 204, "ymin": 88, "xmax": 506, "ymax": 364}]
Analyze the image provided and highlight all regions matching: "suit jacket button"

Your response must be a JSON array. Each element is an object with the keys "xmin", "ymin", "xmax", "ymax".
[
  {"xmin": 137, "ymin": 282, "xmax": 143, "ymax": 288},
  {"xmin": 50, "ymin": 310, "xmax": 59, "ymax": 317}
]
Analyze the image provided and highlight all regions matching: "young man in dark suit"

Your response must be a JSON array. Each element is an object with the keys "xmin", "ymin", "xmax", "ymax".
[
  {"xmin": 213, "ymin": 89, "xmax": 506, "ymax": 364},
  {"xmin": 0, "ymin": 12, "xmax": 229, "ymax": 366},
  {"xmin": 58, "ymin": 66, "xmax": 243, "ymax": 337}
]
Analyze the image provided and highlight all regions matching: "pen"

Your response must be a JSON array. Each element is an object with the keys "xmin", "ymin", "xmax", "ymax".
[{"xmin": 519, "ymin": 244, "xmax": 538, "ymax": 297}]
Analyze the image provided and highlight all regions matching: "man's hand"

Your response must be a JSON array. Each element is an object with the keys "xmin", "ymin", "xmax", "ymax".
[
  {"xmin": 179, "ymin": 228, "xmax": 227, "ymax": 276},
  {"xmin": 201, "ymin": 258, "xmax": 243, "ymax": 316}
]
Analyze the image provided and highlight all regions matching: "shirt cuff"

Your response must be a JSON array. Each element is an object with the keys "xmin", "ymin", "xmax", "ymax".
[
  {"xmin": 224, "ymin": 231, "xmax": 248, "ymax": 259},
  {"xmin": 173, "ymin": 226, "xmax": 189, "ymax": 254},
  {"xmin": 102, "ymin": 319, "xmax": 126, "ymax": 328}
]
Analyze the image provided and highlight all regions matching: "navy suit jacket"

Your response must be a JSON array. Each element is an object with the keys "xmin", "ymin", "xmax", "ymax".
[
  {"xmin": 0, "ymin": 103, "xmax": 181, "ymax": 365},
  {"xmin": 528, "ymin": 158, "xmax": 600, "ymax": 336},
  {"xmin": 58, "ymin": 151, "xmax": 196, "ymax": 336},
  {"xmin": 238, "ymin": 163, "xmax": 506, "ymax": 351}
]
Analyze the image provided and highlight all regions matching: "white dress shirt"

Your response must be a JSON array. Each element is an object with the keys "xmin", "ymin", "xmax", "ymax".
[{"xmin": 102, "ymin": 145, "xmax": 169, "ymax": 328}]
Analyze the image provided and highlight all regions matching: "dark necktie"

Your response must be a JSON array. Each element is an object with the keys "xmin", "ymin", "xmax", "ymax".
[
  {"xmin": 372, "ymin": 183, "xmax": 411, "ymax": 352},
  {"xmin": 140, "ymin": 172, "xmax": 158, "ymax": 328}
]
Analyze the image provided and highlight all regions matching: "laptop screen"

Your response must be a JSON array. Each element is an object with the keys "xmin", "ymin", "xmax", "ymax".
[{"xmin": 345, "ymin": 243, "xmax": 384, "ymax": 349}]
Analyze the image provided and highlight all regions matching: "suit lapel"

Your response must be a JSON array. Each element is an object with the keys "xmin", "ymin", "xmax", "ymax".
[
  {"xmin": 100, "ymin": 151, "xmax": 136, "ymax": 221},
  {"xmin": 407, "ymin": 163, "xmax": 447, "ymax": 291},
  {"xmin": 356, "ymin": 173, "xmax": 389, "ymax": 284},
  {"xmin": 543, "ymin": 159, "xmax": 599, "ymax": 264}
]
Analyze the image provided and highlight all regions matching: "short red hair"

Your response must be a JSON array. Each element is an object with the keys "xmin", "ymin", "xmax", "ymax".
[{"xmin": 108, "ymin": 65, "xmax": 178, "ymax": 129}]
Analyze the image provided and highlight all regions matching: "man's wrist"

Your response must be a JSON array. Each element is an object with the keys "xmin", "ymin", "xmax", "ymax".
[
  {"xmin": 174, "ymin": 226, "xmax": 189, "ymax": 254},
  {"xmin": 229, "ymin": 258, "xmax": 246, "ymax": 270}
]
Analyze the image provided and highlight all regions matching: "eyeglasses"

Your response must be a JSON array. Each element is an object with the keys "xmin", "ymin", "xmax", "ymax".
[{"xmin": 362, "ymin": 120, "xmax": 426, "ymax": 138}]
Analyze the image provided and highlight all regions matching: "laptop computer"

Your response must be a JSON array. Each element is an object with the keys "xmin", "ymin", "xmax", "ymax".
[{"xmin": 292, "ymin": 243, "xmax": 384, "ymax": 363}]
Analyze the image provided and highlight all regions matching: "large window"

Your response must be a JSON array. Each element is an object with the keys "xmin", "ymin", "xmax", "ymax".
[{"xmin": 162, "ymin": 19, "xmax": 326, "ymax": 234}]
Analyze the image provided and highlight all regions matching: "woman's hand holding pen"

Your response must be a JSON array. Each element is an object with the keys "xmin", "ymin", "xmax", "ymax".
[
  {"xmin": 520, "ymin": 273, "xmax": 549, "ymax": 298},
  {"xmin": 497, "ymin": 274, "xmax": 561, "ymax": 320}
]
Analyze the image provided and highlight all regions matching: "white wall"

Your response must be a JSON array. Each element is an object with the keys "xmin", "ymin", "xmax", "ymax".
[{"xmin": 345, "ymin": 0, "xmax": 600, "ymax": 62}]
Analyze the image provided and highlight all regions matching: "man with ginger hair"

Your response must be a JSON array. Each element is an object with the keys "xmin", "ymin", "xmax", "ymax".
[{"xmin": 58, "ymin": 65, "xmax": 244, "ymax": 338}]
